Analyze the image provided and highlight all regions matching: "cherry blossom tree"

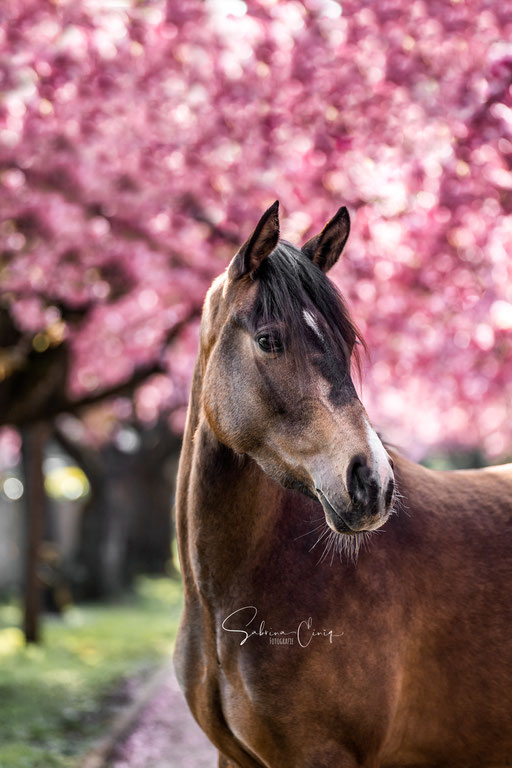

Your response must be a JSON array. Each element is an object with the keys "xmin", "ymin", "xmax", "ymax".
[{"xmin": 1, "ymin": 0, "xmax": 511, "ymax": 463}]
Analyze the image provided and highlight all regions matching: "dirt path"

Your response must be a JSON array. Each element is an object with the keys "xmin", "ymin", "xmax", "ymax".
[{"xmin": 109, "ymin": 666, "xmax": 216, "ymax": 768}]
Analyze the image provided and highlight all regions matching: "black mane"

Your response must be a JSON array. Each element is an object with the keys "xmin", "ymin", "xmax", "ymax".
[{"xmin": 250, "ymin": 240, "xmax": 365, "ymax": 375}]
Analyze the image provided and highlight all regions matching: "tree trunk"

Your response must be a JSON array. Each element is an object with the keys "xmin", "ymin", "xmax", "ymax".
[
  {"xmin": 21, "ymin": 422, "xmax": 47, "ymax": 644},
  {"xmin": 128, "ymin": 451, "xmax": 180, "ymax": 577},
  {"xmin": 55, "ymin": 422, "xmax": 181, "ymax": 600}
]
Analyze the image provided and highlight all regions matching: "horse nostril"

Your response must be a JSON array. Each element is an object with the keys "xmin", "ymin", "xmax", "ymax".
[
  {"xmin": 347, "ymin": 454, "xmax": 372, "ymax": 506},
  {"xmin": 385, "ymin": 477, "xmax": 395, "ymax": 509}
]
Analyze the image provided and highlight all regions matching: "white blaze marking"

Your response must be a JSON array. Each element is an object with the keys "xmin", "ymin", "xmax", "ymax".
[
  {"xmin": 303, "ymin": 310, "xmax": 323, "ymax": 340},
  {"xmin": 364, "ymin": 418, "xmax": 392, "ymax": 485}
]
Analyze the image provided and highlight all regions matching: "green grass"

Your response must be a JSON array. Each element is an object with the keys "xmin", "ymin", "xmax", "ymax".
[{"xmin": 0, "ymin": 577, "xmax": 183, "ymax": 768}]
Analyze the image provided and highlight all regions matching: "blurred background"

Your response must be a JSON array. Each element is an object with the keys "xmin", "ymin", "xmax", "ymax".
[{"xmin": 1, "ymin": 0, "xmax": 511, "ymax": 765}]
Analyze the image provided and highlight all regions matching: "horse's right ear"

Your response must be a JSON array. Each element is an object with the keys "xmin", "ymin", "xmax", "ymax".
[{"xmin": 228, "ymin": 201, "xmax": 280, "ymax": 280}]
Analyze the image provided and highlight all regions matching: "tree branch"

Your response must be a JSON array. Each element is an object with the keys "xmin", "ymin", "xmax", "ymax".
[
  {"xmin": 3, "ymin": 163, "xmax": 218, "ymax": 281},
  {"xmin": 0, "ymin": 305, "xmax": 202, "ymax": 426},
  {"xmin": 183, "ymin": 195, "xmax": 240, "ymax": 245}
]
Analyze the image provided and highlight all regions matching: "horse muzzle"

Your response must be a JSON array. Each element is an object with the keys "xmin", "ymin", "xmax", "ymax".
[{"xmin": 315, "ymin": 457, "xmax": 395, "ymax": 535}]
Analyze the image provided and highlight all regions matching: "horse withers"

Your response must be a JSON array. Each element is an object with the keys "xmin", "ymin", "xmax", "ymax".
[{"xmin": 174, "ymin": 202, "xmax": 512, "ymax": 767}]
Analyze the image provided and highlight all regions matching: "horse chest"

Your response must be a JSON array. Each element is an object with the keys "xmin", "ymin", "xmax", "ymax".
[
  {"xmin": 215, "ymin": 643, "xmax": 340, "ymax": 765},
  {"xmin": 213, "ymin": 603, "xmax": 394, "ymax": 766}
]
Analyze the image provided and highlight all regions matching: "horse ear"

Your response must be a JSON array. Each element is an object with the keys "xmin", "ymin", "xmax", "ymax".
[
  {"xmin": 302, "ymin": 206, "xmax": 350, "ymax": 273},
  {"xmin": 228, "ymin": 201, "xmax": 280, "ymax": 280}
]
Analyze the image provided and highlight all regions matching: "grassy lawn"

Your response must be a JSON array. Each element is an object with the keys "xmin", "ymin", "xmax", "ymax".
[{"xmin": 0, "ymin": 577, "xmax": 183, "ymax": 768}]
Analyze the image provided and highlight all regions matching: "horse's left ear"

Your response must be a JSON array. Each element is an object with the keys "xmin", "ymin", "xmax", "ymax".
[
  {"xmin": 302, "ymin": 206, "xmax": 350, "ymax": 273},
  {"xmin": 228, "ymin": 201, "xmax": 280, "ymax": 280}
]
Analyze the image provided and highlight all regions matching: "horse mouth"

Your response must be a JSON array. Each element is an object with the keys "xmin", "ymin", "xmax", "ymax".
[{"xmin": 316, "ymin": 490, "xmax": 359, "ymax": 535}]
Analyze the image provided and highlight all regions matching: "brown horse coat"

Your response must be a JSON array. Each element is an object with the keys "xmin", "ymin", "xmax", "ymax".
[{"xmin": 174, "ymin": 206, "xmax": 512, "ymax": 768}]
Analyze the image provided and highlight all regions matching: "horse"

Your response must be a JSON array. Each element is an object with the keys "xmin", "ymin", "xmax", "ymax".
[{"xmin": 174, "ymin": 201, "xmax": 512, "ymax": 768}]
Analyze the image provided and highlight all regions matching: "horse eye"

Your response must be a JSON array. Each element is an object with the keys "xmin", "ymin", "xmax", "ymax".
[{"xmin": 256, "ymin": 332, "xmax": 283, "ymax": 354}]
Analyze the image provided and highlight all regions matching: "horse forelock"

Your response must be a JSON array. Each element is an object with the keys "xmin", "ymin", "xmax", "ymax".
[
  {"xmin": 200, "ymin": 242, "xmax": 365, "ymax": 387},
  {"xmin": 249, "ymin": 240, "xmax": 365, "ymax": 375}
]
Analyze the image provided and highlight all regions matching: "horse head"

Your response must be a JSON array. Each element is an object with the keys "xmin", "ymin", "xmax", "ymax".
[{"xmin": 200, "ymin": 202, "xmax": 395, "ymax": 536}]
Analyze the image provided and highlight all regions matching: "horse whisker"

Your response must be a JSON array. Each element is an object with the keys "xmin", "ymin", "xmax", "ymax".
[
  {"xmin": 309, "ymin": 525, "xmax": 331, "ymax": 552},
  {"xmin": 317, "ymin": 531, "xmax": 335, "ymax": 566},
  {"xmin": 294, "ymin": 522, "xmax": 326, "ymax": 541}
]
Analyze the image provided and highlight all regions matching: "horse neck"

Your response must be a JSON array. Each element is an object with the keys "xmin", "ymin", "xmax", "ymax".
[{"xmin": 176, "ymin": 358, "xmax": 282, "ymax": 602}]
